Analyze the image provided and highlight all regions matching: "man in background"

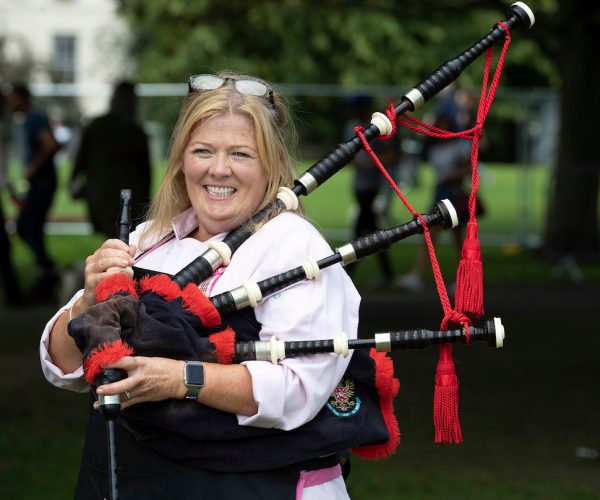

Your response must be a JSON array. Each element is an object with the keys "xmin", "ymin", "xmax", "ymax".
[
  {"xmin": 344, "ymin": 94, "xmax": 398, "ymax": 285},
  {"xmin": 70, "ymin": 81, "xmax": 151, "ymax": 236},
  {"xmin": 7, "ymin": 84, "xmax": 60, "ymax": 301}
]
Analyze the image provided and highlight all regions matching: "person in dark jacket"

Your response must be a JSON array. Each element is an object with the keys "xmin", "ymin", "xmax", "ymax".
[{"xmin": 71, "ymin": 81, "xmax": 151, "ymax": 235}]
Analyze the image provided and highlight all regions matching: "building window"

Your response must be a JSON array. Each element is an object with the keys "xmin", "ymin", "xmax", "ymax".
[{"xmin": 52, "ymin": 35, "xmax": 77, "ymax": 83}]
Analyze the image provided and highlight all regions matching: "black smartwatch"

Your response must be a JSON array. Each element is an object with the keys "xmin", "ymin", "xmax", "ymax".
[{"xmin": 183, "ymin": 361, "xmax": 205, "ymax": 400}]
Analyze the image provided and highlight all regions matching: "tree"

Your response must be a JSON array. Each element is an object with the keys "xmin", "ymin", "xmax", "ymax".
[
  {"xmin": 118, "ymin": 0, "xmax": 539, "ymax": 85},
  {"xmin": 539, "ymin": 1, "xmax": 600, "ymax": 257}
]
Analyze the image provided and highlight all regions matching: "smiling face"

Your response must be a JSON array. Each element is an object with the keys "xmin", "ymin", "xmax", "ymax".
[{"xmin": 182, "ymin": 112, "xmax": 269, "ymax": 241}]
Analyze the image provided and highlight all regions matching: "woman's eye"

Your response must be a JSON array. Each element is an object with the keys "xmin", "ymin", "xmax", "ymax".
[
  {"xmin": 232, "ymin": 151, "xmax": 250, "ymax": 158},
  {"xmin": 192, "ymin": 148, "xmax": 210, "ymax": 156}
]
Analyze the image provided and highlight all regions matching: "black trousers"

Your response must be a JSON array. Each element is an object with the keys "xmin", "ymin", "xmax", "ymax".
[
  {"xmin": 348, "ymin": 189, "xmax": 393, "ymax": 278},
  {"xmin": 16, "ymin": 174, "xmax": 56, "ymax": 269},
  {"xmin": 75, "ymin": 403, "xmax": 340, "ymax": 500}
]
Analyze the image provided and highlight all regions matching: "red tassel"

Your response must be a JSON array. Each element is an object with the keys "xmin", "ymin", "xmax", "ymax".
[
  {"xmin": 95, "ymin": 272, "xmax": 138, "ymax": 303},
  {"xmin": 454, "ymin": 221, "xmax": 485, "ymax": 318},
  {"xmin": 352, "ymin": 349, "xmax": 401, "ymax": 459},
  {"xmin": 433, "ymin": 344, "xmax": 462, "ymax": 443},
  {"xmin": 83, "ymin": 339, "xmax": 134, "ymax": 384},
  {"xmin": 209, "ymin": 327, "xmax": 236, "ymax": 365},
  {"xmin": 181, "ymin": 283, "xmax": 221, "ymax": 328}
]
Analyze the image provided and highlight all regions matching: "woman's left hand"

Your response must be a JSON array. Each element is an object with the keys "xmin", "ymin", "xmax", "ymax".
[{"xmin": 94, "ymin": 356, "xmax": 186, "ymax": 410}]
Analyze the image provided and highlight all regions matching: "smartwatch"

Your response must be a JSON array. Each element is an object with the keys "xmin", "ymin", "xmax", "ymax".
[{"xmin": 183, "ymin": 361, "xmax": 205, "ymax": 400}]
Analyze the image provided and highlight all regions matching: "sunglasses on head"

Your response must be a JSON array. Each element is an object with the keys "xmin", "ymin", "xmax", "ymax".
[{"xmin": 188, "ymin": 74, "xmax": 275, "ymax": 108}]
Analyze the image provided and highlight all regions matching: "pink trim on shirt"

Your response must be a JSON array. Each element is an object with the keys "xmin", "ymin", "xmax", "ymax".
[
  {"xmin": 134, "ymin": 233, "xmax": 175, "ymax": 265},
  {"xmin": 201, "ymin": 267, "xmax": 226, "ymax": 296},
  {"xmin": 295, "ymin": 464, "xmax": 342, "ymax": 499}
]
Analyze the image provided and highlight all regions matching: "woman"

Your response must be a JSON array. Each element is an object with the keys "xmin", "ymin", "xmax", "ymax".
[{"xmin": 40, "ymin": 73, "xmax": 360, "ymax": 499}]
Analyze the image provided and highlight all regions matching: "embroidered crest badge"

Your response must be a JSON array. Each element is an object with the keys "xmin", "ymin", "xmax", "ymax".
[{"xmin": 326, "ymin": 378, "xmax": 361, "ymax": 417}]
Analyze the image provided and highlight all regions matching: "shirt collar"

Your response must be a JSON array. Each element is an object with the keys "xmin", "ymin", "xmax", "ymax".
[
  {"xmin": 171, "ymin": 207, "xmax": 227, "ymax": 242},
  {"xmin": 171, "ymin": 207, "xmax": 197, "ymax": 240}
]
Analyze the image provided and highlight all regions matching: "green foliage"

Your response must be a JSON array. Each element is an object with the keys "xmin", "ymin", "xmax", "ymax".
[
  {"xmin": 115, "ymin": 0, "xmax": 561, "ymax": 161},
  {"xmin": 117, "ymin": 0, "xmax": 558, "ymax": 88}
]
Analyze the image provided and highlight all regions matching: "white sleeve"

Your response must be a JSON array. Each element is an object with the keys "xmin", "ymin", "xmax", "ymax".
[
  {"xmin": 229, "ymin": 214, "xmax": 361, "ymax": 431},
  {"xmin": 39, "ymin": 290, "xmax": 89, "ymax": 393}
]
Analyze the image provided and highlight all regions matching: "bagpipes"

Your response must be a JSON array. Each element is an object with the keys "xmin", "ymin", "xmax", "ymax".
[
  {"xmin": 67, "ymin": 1, "xmax": 534, "ymax": 496},
  {"xmin": 70, "ymin": 196, "xmax": 465, "ymax": 472}
]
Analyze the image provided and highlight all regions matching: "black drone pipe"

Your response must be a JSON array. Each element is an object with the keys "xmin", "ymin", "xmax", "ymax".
[
  {"xmin": 171, "ymin": 2, "xmax": 534, "ymax": 288},
  {"xmin": 210, "ymin": 318, "xmax": 504, "ymax": 365},
  {"xmin": 209, "ymin": 199, "xmax": 456, "ymax": 316}
]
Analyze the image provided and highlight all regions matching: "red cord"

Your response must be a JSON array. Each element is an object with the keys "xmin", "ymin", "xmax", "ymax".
[
  {"xmin": 355, "ymin": 20, "xmax": 512, "ymax": 333},
  {"xmin": 354, "ymin": 22, "xmax": 512, "ymax": 443}
]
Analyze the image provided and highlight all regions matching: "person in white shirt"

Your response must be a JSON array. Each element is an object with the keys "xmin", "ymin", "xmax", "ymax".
[{"xmin": 40, "ymin": 73, "xmax": 367, "ymax": 499}]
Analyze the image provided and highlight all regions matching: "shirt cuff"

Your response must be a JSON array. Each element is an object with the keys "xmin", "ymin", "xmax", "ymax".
[
  {"xmin": 237, "ymin": 360, "xmax": 285, "ymax": 429},
  {"xmin": 39, "ymin": 292, "xmax": 89, "ymax": 393}
]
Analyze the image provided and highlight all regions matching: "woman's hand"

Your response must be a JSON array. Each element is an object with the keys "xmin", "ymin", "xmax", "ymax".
[
  {"xmin": 94, "ymin": 356, "xmax": 186, "ymax": 410},
  {"xmin": 82, "ymin": 239, "xmax": 136, "ymax": 308},
  {"xmin": 94, "ymin": 357, "xmax": 259, "ymax": 416},
  {"xmin": 47, "ymin": 239, "xmax": 136, "ymax": 374}
]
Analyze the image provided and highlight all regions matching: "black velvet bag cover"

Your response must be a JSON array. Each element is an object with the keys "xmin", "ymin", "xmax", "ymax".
[{"xmin": 68, "ymin": 272, "xmax": 400, "ymax": 472}]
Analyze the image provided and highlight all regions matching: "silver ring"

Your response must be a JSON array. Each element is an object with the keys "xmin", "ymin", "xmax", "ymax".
[{"xmin": 124, "ymin": 390, "xmax": 132, "ymax": 400}]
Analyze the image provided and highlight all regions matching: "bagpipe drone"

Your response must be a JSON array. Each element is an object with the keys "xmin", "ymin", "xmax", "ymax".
[{"xmin": 67, "ymin": 2, "xmax": 534, "ymax": 497}]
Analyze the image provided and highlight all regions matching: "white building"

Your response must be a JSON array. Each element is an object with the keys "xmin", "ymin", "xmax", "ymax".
[{"xmin": 0, "ymin": 0, "xmax": 133, "ymax": 115}]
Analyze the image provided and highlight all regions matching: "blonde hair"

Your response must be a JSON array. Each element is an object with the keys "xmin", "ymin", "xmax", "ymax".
[{"xmin": 139, "ymin": 73, "xmax": 298, "ymax": 249}]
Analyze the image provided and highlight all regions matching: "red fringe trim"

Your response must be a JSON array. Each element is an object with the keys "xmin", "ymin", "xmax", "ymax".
[
  {"xmin": 433, "ymin": 344, "xmax": 463, "ymax": 443},
  {"xmin": 138, "ymin": 274, "xmax": 182, "ymax": 302},
  {"xmin": 181, "ymin": 283, "xmax": 221, "ymax": 328},
  {"xmin": 352, "ymin": 349, "xmax": 401, "ymax": 459},
  {"xmin": 454, "ymin": 222, "xmax": 484, "ymax": 318},
  {"xmin": 95, "ymin": 273, "xmax": 138, "ymax": 303},
  {"xmin": 83, "ymin": 339, "xmax": 134, "ymax": 384},
  {"xmin": 137, "ymin": 275, "xmax": 221, "ymax": 327},
  {"xmin": 209, "ymin": 327, "xmax": 236, "ymax": 365}
]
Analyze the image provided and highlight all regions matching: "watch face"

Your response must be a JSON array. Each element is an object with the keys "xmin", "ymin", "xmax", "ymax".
[{"xmin": 186, "ymin": 363, "xmax": 204, "ymax": 385}]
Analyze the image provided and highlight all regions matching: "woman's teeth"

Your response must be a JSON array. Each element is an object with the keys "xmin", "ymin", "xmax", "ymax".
[{"xmin": 206, "ymin": 186, "xmax": 236, "ymax": 197}]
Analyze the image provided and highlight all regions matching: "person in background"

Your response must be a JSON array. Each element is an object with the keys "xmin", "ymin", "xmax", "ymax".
[
  {"xmin": 7, "ymin": 84, "xmax": 60, "ymax": 301},
  {"xmin": 395, "ymin": 89, "xmax": 475, "ymax": 293},
  {"xmin": 344, "ymin": 94, "xmax": 398, "ymax": 285},
  {"xmin": 70, "ymin": 81, "xmax": 151, "ymax": 236}
]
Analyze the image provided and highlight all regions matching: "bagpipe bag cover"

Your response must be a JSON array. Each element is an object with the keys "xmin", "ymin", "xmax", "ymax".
[{"xmin": 68, "ymin": 284, "xmax": 399, "ymax": 472}]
